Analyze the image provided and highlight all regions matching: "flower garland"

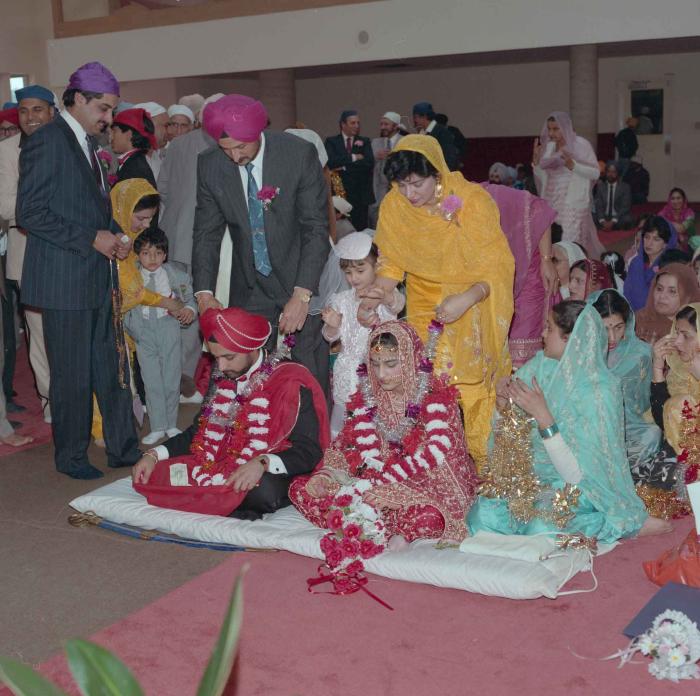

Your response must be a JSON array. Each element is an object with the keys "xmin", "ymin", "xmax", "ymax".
[
  {"xmin": 616, "ymin": 610, "xmax": 700, "ymax": 682},
  {"xmin": 189, "ymin": 335, "xmax": 295, "ymax": 485}
]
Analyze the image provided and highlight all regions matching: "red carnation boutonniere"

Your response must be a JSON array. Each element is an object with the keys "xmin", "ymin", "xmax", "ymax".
[{"xmin": 257, "ymin": 185, "xmax": 280, "ymax": 212}]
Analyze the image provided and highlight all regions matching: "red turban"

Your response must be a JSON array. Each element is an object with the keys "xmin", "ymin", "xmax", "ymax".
[
  {"xmin": 202, "ymin": 94, "xmax": 268, "ymax": 143},
  {"xmin": 0, "ymin": 107, "xmax": 19, "ymax": 127},
  {"xmin": 112, "ymin": 108, "xmax": 158, "ymax": 150},
  {"xmin": 200, "ymin": 308, "xmax": 271, "ymax": 353}
]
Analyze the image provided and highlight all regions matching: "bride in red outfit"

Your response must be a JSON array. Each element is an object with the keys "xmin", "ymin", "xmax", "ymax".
[{"xmin": 290, "ymin": 320, "xmax": 478, "ymax": 552}]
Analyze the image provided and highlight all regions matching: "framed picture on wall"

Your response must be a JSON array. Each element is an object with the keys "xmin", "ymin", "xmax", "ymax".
[{"xmin": 630, "ymin": 88, "xmax": 663, "ymax": 135}]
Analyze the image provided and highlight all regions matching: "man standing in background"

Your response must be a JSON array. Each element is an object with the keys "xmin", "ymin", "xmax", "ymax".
[{"xmin": 0, "ymin": 84, "xmax": 56, "ymax": 422}]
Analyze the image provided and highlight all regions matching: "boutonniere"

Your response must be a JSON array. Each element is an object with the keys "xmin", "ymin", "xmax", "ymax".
[
  {"xmin": 96, "ymin": 149, "xmax": 112, "ymax": 173},
  {"xmin": 440, "ymin": 194, "xmax": 463, "ymax": 224},
  {"xmin": 257, "ymin": 185, "xmax": 280, "ymax": 212}
]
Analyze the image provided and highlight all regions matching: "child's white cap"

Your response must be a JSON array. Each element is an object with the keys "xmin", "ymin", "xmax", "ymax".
[
  {"xmin": 332, "ymin": 195, "xmax": 353, "ymax": 216},
  {"xmin": 333, "ymin": 231, "xmax": 374, "ymax": 260}
]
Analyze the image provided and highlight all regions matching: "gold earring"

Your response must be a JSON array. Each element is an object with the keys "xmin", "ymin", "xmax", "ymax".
[{"xmin": 434, "ymin": 177, "xmax": 443, "ymax": 200}]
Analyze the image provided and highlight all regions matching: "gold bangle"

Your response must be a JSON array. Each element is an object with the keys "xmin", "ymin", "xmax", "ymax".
[
  {"xmin": 541, "ymin": 254, "xmax": 553, "ymax": 261},
  {"xmin": 475, "ymin": 283, "xmax": 487, "ymax": 302},
  {"xmin": 143, "ymin": 450, "xmax": 158, "ymax": 463}
]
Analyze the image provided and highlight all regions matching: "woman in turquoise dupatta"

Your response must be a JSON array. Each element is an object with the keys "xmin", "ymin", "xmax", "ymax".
[
  {"xmin": 468, "ymin": 301, "xmax": 665, "ymax": 544},
  {"xmin": 588, "ymin": 289, "xmax": 662, "ymax": 470}
]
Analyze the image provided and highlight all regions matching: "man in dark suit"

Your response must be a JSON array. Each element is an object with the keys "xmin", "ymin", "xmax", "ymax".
[
  {"xmin": 412, "ymin": 102, "xmax": 458, "ymax": 171},
  {"xmin": 17, "ymin": 61, "xmax": 140, "ymax": 479},
  {"xmin": 594, "ymin": 161, "xmax": 633, "ymax": 230},
  {"xmin": 324, "ymin": 110, "xmax": 374, "ymax": 230},
  {"xmin": 193, "ymin": 94, "xmax": 330, "ymax": 396}
]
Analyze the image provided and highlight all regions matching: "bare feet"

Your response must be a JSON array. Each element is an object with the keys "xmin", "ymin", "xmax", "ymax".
[
  {"xmin": 638, "ymin": 516, "xmax": 674, "ymax": 537},
  {"xmin": 0, "ymin": 433, "xmax": 34, "ymax": 447}
]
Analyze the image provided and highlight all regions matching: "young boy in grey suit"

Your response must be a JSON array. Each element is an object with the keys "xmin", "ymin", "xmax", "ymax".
[{"xmin": 124, "ymin": 228, "xmax": 197, "ymax": 445}]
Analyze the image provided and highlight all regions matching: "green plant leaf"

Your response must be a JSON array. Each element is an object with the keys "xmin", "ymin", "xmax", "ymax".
[
  {"xmin": 0, "ymin": 656, "xmax": 70, "ymax": 696},
  {"xmin": 196, "ymin": 565, "xmax": 247, "ymax": 696},
  {"xmin": 65, "ymin": 639, "xmax": 144, "ymax": 696}
]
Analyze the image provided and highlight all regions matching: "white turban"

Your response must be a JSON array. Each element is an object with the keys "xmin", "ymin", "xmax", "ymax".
[
  {"xmin": 167, "ymin": 104, "xmax": 194, "ymax": 122},
  {"xmin": 134, "ymin": 101, "xmax": 167, "ymax": 118},
  {"xmin": 178, "ymin": 93, "xmax": 204, "ymax": 117},
  {"xmin": 198, "ymin": 93, "xmax": 225, "ymax": 120},
  {"xmin": 333, "ymin": 231, "xmax": 374, "ymax": 260},
  {"xmin": 285, "ymin": 128, "xmax": 328, "ymax": 168}
]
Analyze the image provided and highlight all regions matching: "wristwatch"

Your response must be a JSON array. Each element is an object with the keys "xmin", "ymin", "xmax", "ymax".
[{"xmin": 294, "ymin": 288, "xmax": 312, "ymax": 303}]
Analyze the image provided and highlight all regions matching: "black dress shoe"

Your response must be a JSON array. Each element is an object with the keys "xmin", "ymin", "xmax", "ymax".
[
  {"xmin": 6, "ymin": 400, "xmax": 26, "ymax": 413},
  {"xmin": 61, "ymin": 464, "xmax": 104, "ymax": 480}
]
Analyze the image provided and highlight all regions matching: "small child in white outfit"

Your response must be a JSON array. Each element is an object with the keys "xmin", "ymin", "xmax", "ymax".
[{"xmin": 321, "ymin": 231, "xmax": 405, "ymax": 435}]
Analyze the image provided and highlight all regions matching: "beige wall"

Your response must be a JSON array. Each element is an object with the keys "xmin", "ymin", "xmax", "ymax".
[
  {"xmin": 0, "ymin": 0, "xmax": 53, "ymax": 103},
  {"xmin": 46, "ymin": 0, "xmax": 700, "ymax": 85}
]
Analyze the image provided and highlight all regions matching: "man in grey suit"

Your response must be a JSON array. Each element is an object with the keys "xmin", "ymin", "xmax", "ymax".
[
  {"xmin": 594, "ymin": 161, "xmax": 633, "ymax": 230},
  {"xmin": 369, "ymin": 111, "xmax": 404, "ymax": 227},
  {"xmin": 193, "ymin": 94, "xmax": 330, "ymax": 395},
  {"xmin": 157, "ymin": 94, "xmax": 223, "ymax": 393},
  {"xmin": 17, "ymin": 62, "xmax": 140, "ymax": 479}
]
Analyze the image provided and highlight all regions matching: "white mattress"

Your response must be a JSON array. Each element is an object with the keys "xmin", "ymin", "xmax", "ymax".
[{"xmin": 70, "ymin": 478, "xmax": 608, "ymax": 600}]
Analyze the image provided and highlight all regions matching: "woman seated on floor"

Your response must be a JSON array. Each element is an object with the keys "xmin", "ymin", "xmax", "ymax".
[
  {"xmin": 589, "ymin": 289, "xmax": 661, "ymax": 472},
  {"xmin": 567, "ymin": 259, "xmax": 613, "ymax": 301},
  {"xmin": 635, "ymin": 263, "xmax": 700, "ymax": 343},
  {"xmin": 552, "ymin": 241, "xmax": 587, "ymax": 299},
  {"xmin": 624, "ymin": 216, "xmax": 677, "ymax": 311},
  {"xmin": 290, "ymin": 320, "xmax": 479, "ymax": 558},
  {"xmin": 638, "ymin": 303, "xmax": 700, "ymax": 490},
  {"xmin": 468, "ymin": 300, "xmax": 670, "ymax": 544}
]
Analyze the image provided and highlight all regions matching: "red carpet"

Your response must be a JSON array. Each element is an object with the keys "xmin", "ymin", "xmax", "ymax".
[
  {"xmin": 35, "ymin": 518, "xmax": 698, "ymax": 695},
  {"xmin": 0, "ymin": 344, "xmax": 51, "ymax": 459}
]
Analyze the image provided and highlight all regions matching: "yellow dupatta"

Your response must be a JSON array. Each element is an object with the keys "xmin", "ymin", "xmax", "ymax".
[
  {"xmin": 664, "ymin": 302, "xmax": 700, "ymax": 452},
  {"xmin": 110, "ymin": 178, "xmax": 162, "ymax": 314},
  {"xmin": 374, "ymin": 135, "xmax": 515, "ymax": 461}
]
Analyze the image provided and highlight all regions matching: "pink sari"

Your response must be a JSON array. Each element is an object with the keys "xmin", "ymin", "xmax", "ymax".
[
  {"xmin": 483, "ymin": 184, "xmax": 557, "ymax": 366},
  {"xmin": 290, "ymin": 321, "xmax": 478, "ymax": 544}
]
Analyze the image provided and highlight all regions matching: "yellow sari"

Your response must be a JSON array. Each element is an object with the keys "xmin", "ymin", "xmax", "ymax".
[
  {"xmin": 93, "ymin": 178, "xmax": 163, "ymax": 440},
  {"xmin": 664, "ymin": 302, "xmax": 700, "ymax": 452},
  {"xmin": 375, "ymin": 135, "xmax": 515, "ymax": 463}
]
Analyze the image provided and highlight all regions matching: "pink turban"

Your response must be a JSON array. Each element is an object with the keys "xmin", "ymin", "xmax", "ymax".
[{"xmin": 202, "ymin": 94, "xmax": 268, "ymax": 143}]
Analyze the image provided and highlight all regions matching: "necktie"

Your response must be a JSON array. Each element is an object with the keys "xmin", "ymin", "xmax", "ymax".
[
  {"xmin": 86, "ymin": 135, "xmax": 111, "ymax": 211},
  {"xmin": 245, "ymin": 163, "xmax": 272, "ymax": 277},
  {"xmin": 346, "ymin": 137, "xmax": 353, "ymax": 154},
  {"xmin": 147, "ymin": 272, "xmax": 157, "ymax": 319},
  {"xmin": 606, "ymin": 184, "xmax": 614, "ymax": 218},
  {"xmin": 385, "ymin": 137, "xmax": 391, "ymax": 150}
]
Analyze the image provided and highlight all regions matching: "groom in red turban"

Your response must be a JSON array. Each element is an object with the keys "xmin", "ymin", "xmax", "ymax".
[{"xmin": 132, "ymin": 307, "xmax": 330, "ymax": 519}]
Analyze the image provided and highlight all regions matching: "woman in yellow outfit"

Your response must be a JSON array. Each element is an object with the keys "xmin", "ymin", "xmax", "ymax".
[
  {"xmin": 92, "ymin": 178, "xmax": 183, "ymax": 442},
  {"xmin": 366, "ymin": 135, "xmax": 514, "ymax": 465}
]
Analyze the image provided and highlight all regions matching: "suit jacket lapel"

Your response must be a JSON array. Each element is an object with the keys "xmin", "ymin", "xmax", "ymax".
[{"xmin": 55, "ymin": 117, "xmax": 105, "ymax": 210}]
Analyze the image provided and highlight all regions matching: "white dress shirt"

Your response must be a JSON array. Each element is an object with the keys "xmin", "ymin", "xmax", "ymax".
[
  {"xmin": 61, "ymin": 110, "xmax": 91, "ymax": 164},
  {"xmin": 140, "ymin": 265, "xmax": 171, "ymax": 319}
]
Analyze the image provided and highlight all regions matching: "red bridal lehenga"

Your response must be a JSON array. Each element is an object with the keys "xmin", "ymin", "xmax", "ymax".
[{"xmin": 289, "ymin": 321, "xmax": 478, "ymax": 550}]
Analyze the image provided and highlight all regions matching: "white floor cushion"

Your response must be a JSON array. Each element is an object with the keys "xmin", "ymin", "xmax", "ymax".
[{"xmin": 70, "ymin": 478, "xmax": 611, "ymax": 600}]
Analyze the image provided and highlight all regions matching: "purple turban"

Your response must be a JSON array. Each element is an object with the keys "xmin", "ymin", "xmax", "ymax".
[
  {"xmin": 67, "ymin": 62, "xmax": 120, "ymax": 97},
  {"xmin": 202, "ymin": 94, "xmax": 268, "ymax": 143}
]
